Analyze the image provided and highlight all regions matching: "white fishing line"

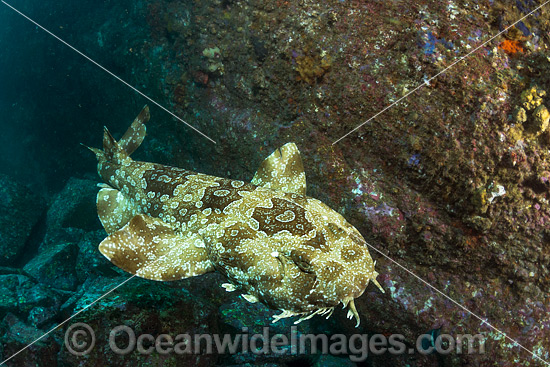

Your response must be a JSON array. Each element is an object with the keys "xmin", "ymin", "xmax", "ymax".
[
  {"xmin": 332, "ymin": 0, "xmax": 550, "ymax": 144},
  {"xmin": 365, "ymin": 242, "xmax": 550, "ymax": 365},
  {"xmin": 1, "ymin": 0, "xmax": 217, "ymax": 144}
]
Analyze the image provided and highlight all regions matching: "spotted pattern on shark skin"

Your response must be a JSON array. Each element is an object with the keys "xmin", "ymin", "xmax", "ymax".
[
  {"xmin": 89, "ymin": 105, "xmax": 385, "ymax": 327},
  {"xmin": 99, "ymin": 214, "xmax": 214, "ymax": 279}
]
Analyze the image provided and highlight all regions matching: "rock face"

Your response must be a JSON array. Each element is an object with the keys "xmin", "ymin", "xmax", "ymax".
[
  {"xmin": 23, "ymin": 240, "xmax": 79, "ymax": 291},
  {"xmin": 0, "ymin": 274, "xmax": 60, "ymax": 317},
  {"xmin": 0, "ymin": 174, "xmax": 45, "ymax": 267},
  {"xmin": 57, "ymin": 276, "xmax": 221, "ymax": 367},
  {"xmin": 45, "ymin": 177, "xmax": 101, "ymax": 235},
  {"xmin": 137, "ymin": 0, "xmax": 550, "ymax": 364},
  {"xmin": 75, "ymin": 230, "xmax": 115, "ymax": 283},
  {"xmin": 1, "ymin": 313, "xmax": 60, "ymax": 367}
]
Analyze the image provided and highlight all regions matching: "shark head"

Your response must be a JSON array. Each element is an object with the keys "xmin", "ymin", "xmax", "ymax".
[{"xmin": 283, "ymin": 198, "xmax": 384, "ymax": 326}]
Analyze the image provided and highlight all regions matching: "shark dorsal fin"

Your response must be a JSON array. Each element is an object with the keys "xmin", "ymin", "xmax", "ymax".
[{"xmin": 251, "ymin": 143, "xmax": 306, "ymax": 195}]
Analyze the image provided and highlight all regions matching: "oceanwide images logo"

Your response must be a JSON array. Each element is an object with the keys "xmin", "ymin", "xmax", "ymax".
[{"xmin": 65, "ymin": 323, "xmax": 485, "ymax": 362}]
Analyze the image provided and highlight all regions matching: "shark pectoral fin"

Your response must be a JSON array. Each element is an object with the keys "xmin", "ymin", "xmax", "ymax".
[
  {"xmin": 98, "ymin": 214, "xmax": 214, "ymax": 281},
  {"xmin": 119, "ymin": 105, "xmax": 149, "ymax": 155},
  {"xmin": 97, "ymin": 187, "xmax": 139, "ymax": 235},
  {"xmin": 251, "ymin": 142, "xmax": 307, "ymax": 195}
]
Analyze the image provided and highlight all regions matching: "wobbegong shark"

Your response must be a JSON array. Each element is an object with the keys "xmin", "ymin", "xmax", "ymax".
[{"xmin": 88, "ymin": 105, "xmax": 384, "ymax": 326}]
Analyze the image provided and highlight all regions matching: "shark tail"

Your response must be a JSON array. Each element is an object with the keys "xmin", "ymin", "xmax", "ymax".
[
  {"xmin": 117, "ymin": 105, "xmax": 150, "ymax": 155},
  {"xmin": 84, "ymin": 105, "xmax": 150, "ymax": 165}
]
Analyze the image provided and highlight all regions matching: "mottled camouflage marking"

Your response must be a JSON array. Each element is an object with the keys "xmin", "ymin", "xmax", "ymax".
[
  {"xmin": 89, "ymin": 106, "xmax": 384, "ymax": 326},
  {"xmin": 252, "ymin": 197, "xmax": 314, "ymax": 236}
]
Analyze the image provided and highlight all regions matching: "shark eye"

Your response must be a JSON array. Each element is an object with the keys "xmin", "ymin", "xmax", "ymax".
[{"xmin": 288, "ymin": 250, "xmax": 315, "ymax": 274}]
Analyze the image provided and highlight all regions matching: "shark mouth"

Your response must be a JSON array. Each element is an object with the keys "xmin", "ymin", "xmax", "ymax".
[
  {"xmin": 272, "ymin": 306, "xmax": 336, "ymax": 325},
  {"xmin": 272, "ymin": 276, "xmax": 385, "ymax": 327},
  {"xmin": 271, "ymin": 297, "xmax": 360, "ymax": 327}
]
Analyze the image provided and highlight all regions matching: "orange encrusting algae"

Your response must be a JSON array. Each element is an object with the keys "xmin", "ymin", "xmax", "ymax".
[{"xmin": 498, "ymin": 39, "xmax": 524, "ymax": 55}]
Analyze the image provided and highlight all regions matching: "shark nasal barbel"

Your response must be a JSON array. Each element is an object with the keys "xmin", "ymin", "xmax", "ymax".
[{"xmin": 89, "ymin": 105, "xmax": 384, "ymax": 326}]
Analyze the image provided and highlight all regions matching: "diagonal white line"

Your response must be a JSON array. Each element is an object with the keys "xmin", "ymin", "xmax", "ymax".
[
  {"xmin": 1, "ymin": 0, "xmax": 217, "ymax": 145},
  {"xmin": 1, "ymin": 220, "xmax": 215, "ymax": 366},
  {"xmin": 0, "ymin": 1, "xmax": 218, "ymax": 363},
  {"xmin": 331, "ymin": 1, "xmax": 550, "ymax": 363},
  {"xmin": 332, "ymin": 0, "xmax": 550, "ymax": 145},
  {"xmin": 0, "ymin": 274, "xmax": 137, "ymax": 366},
  {"xmin": 0, "ymin": 220, "xmax": 202, "ymax": 366},
  {"xmin": 365, "ymin": 242, "xmax": 550, "ymax": 365}
]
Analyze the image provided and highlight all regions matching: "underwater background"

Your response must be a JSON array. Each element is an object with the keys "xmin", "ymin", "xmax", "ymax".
[{"xmin": 1, "ymin": 0, "xmax": 550, "ymax": 365}]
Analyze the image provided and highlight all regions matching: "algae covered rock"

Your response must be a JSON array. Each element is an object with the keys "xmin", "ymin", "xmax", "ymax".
[
  {"xmin": 59, "ymin": 276, "xmax": 219, "ymax": 367},
  {"xmin": 513, "ymin": 106, "xmax": 527, "ymax": 124},
  {"xmin": 202, "ymin": 46, "xmax": 223, "ymax": 73},
  {"xmin": 515, "ymin": 86, "xmax": 549, "ymax": 136},
  {"xmin": 520, "ymin": 86, "xmax": 546, "ymax": 111},
  {"xmin": 295, "ymin": 52, "xmax": 332, "ymax": 84},
  {"xmin": 532, "ymin": 104, "xmax": 550, "ymax": 134}
]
